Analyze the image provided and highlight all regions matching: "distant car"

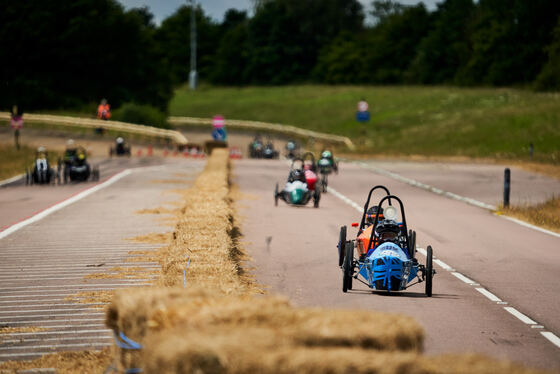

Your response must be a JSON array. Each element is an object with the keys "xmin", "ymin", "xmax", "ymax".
[
  {"xmin": 109, "ymin": 137, "xmax": 131, "ymax": 157},
  {"xmin": 25, "ymin": 146, "xmax": 59, "ymax": 185},
  {"xmin": 61, "ymin": 146, "xmax": 99, "ymax": 183},
  {"xmin": 338, "ymin": 185, "xmax": 435, "ymax": 296},
  {"xmin": 317, "ymin": 150, "xmax": 338, "ymax": 193},
  {"xmin": 262, "ymin": 141, "xmax": 279, "ymax": 159},
  {"xmin": 274, "ymin": 156, "xmax": 320, "ymax": 208},
  {"xmin": 248, "ymin": 136, "xmax": 264, "ymax": 158}
]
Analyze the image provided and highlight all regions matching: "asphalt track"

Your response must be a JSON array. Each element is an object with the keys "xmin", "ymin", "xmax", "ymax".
[
  {"xmin": 0, "ymin": 156, "xmax": 203, "ymax": 361},
  {"xmin": 234, "ymin": 158, "xmax": 560, "ymax": 370},
  {"xmin": 1, "ymin": 142, "xmax": 560, "ymax": 369}
]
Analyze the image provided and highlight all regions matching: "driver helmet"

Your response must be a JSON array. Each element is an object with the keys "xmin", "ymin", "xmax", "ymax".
[
  {"xmin": 375, "ymin": 219, "xmax": 400, "ymax": 242},
  {"xmin": 116, "ymin": 137, "xmax": 124, "ymax": 144},
  {"xmin": 291, "ymin": 169, "xmax": 305, "ymax": 182},
  {"xmin": 303, "ymin": 160, "xmax": 313, "ymax": 171},
  {"xmin": 66, "ymin": 139, "xmax": 75, "ymax": 149},
  {"xmin": 366, "ymin": 206, "xmax": 384, "ymax": 225},
  {"xmin": 37, "ymin": 146, "xmax": 46, "ymax": 153},
  {"xmin": 321, "ymin": 150, "xmax": 332, "ymax": 159},
  {"xmin": 286, "ymin": 141, "xmax": 295, "ymax": 150}
]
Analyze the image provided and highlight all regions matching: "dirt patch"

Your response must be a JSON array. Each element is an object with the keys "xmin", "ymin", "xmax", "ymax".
[
  {"xmin": 0, "ymin": 348, "xmax": 112, "ymax": 374},
  {"xmin": 0, "ymin": 327, "xmax": 47, "ymax": 334},
  {"xmin": 126, "ymin": 232, "xmax": 173, "ymax": 244},
  {"xmin": 65, "ymin": 290, "xmax": 115, "ymax": 305}
]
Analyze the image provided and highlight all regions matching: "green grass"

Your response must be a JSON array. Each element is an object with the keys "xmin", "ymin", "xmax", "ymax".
[
  {"xmin": 0, "ymin": 144, "xmax": 60, "ymax": 181},
  {"xmin": 170, "ymin": 84, "xmax": 560, "ymax": 162}
]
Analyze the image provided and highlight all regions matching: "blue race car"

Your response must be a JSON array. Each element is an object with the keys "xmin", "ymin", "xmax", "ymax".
[{"xmin": 338, "ymin": 187, "xmax": 435, "ymax": 296}]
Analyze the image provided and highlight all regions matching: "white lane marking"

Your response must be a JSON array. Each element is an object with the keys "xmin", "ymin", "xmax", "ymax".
[
  {"xmin": 0, "ymin": 303, "xmax": 106, "ymax": 308},
  {"xmin": 2, "ymin": 336, "xmax": 112, "ymax": 344},
  {"xmin": 0, "ymin": 283, "xmax": 149, "ymax": 291},
  {"xmin": 475, "ymin": 287, "xmax": 502, "ymax": 302},
  {"xmin": 434, "ymin": 259, "xmax": 454, "ymax": 271},
  {"xmin": 355, "ymin": 161, "xmax": 498, "ymax": 209},
  {"xmin": 354, "ymin": 161, "xmax": 560, "ymax": 239},
  {"xmin": 451, "ymin": 272, "xmax": 477, "ymax": 285},
  {"xmin": 0, "ymin": 308, "xmax": 104, "ymax": 314},
  {"xmin": 504, "ymin": 307, "xmax": 537, "ymax": 325},
  {"xmin": 0, "ymin": 342, "xmax": 111, "ymax": 352},
  {"xmin": 0, "ymin": 174, "xmax": 24, "ymax": 187},
  {"xmin": 541, "ymin": 332, "xmax": 560, "ymax": 348},
  {"xmin": 1, "ymin": 318, "xmax": 104, "ymax": 325},
  {"xmin": 0, "ymin": 324, "xmax": 105, "ymax": 330},
  {"xmin": 1, "ymin": 329, "xmax": 111, "ymax": 337},
  {"xmin": 0, "ymin": 169, "xmax": 132, "ymax": 240},
  {"xmin": 1, "ymin": 312, "xmax": 104, "ymax": 320},
  {"xmin": 497, "ymin": 215, "xmax": 560, "ymax": 239},
  {"xmin": 327, "ymin": 184, "xmax": 558, "ymax": 349},
  {"xmin": 327, "ymin": 186, "xmax": 362, "ymax": 212}
]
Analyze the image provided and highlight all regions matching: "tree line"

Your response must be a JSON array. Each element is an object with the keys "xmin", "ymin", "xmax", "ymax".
[{"xmin": 1, "ymin": 0, "xmax": 559, "ymax": 112}]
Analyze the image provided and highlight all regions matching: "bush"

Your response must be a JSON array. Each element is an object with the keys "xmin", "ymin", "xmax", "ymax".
[{"xmin": 112, "ymin": 103, "xmax": 171, "ymax": 129}]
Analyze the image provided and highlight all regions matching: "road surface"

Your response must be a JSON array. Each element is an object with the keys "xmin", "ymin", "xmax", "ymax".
[{"xmin": 234, "ymin": 158, "xmax": 560, "ymax": 370}]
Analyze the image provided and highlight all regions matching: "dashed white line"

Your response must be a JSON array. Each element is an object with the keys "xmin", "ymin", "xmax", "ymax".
[
  {"xmin": 326, "ymin": 183, "xmax": 558, "ymax": 350},
  {"xmin": 541, "ymin": 332, "xmax": 560, "ymax": 348},
  {"xmin": 475, "ymin": 287, "xmax": 502, "ymax": 302},
  {"xmin": 451, "ymin": 272, "xmax": 477, "ymax": 285},
  {"xmin": 504, "ymin": 307, "xmax": 537, "ymax": 325},
  {"xmin": 1, "ymin": 329, "xmax": 112, "ymax": 337},
  {"xmin": 0, "ymin": 169, "xmax": 132, "ymax": 240}
]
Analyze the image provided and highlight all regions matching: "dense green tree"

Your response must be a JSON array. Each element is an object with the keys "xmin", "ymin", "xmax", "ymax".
[
  {"xmin": 155, "ymin": 5, "xmax": 219, "ymax": 85},
  {"xmin": 0, "ymin": 0, "xmax": 172, "ymax": 111},
  {"xmin": 210, "ymin": 12, "xmax": 250, "ymax": 85},
  {"xmin": 535, "ymin": 17, "xmax": 560, "ymax": 91},
  {"xmin": 458, "ymin": 0, "xmax": 560, "ymax": 85},
  {"xmin": 407, "ymin": 0, "xmax": 475, "ymax": 84},
  {"xmin": 245, "ymin": 0, "xmax": 365, "ymax": 84}
]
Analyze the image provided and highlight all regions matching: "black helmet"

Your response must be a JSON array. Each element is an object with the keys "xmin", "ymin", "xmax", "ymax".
[
  {"xmin": 366, "ymin": 206, "xmax": 384, "ymax": 224},
  {"xmin": 375, "ymin": 219, "xmax": 400, "ymax": 242}
]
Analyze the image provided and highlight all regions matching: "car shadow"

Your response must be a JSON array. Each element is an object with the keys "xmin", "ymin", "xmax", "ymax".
[{"xmin": 345, "ymin": 288, "xmax": 458, "ymax": 299}]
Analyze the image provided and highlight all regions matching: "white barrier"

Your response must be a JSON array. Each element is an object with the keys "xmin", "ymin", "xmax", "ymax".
[
  {"xmin": 169, "ymin": 116, "xmax": 355, "ymax": 150},
  {"xmin": 0, "ymin": 113, "xmax": 188, "ymax": 146}
]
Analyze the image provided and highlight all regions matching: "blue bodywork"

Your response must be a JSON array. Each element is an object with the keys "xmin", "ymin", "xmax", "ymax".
[{"xmin": 357, "ymin": 242, "xmax": 418, "ymax": 291}]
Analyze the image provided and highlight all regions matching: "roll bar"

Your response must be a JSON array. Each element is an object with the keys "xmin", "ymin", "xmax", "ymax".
[
  {"xmin": 358, "ymin": 185, "xmax": 392, "ymax": 234},
  {"xmin": 367, "ymin": 195, "xmax": 409, "ymax": 253}
]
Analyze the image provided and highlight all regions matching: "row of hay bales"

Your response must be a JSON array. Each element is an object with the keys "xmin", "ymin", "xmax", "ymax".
[{"xmin": 104, "ymin": 148, "xmax": 545, "ymax": 374}]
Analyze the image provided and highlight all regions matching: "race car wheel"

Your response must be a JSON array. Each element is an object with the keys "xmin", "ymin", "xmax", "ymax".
[
  {"xmin": 25, "ymin": 169, "xmax": 30, "ymax": 185},
  {"xmin": 342, "ymin": 242, "xmax": 354, "ymax": 293},
  {"xmin": 425, "ymin": 245, "xmax": 433, "ymax": 297},
  {"xmin": 338, "ymin": 226, "xmax": 347, "ymax": 267},
  {"xmin": 92, "ymin": 167, "xmax": 100, "ymax": 182},
  {"xmin": 409, "ymin": 230, "xmax": 416, "ymax": 259},
  {"xmin": 274, "ymin": 183, "xmax": 279, "ymax": 207}
]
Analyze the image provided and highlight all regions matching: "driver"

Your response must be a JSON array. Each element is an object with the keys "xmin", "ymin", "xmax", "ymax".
[
  {"xmin": 288, "ymin": 168, "xmax": 306, "ymax": 183},
  {"xmin": 64, "ymin": 139, "xmax": 77, "ymax": 165},
  {"xmin": 318, "ymin": 150, "xmax": 338, "ymax": 173}
]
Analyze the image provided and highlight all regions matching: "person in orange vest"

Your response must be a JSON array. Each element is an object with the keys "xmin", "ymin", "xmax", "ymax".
[{"xmin": 97, "ymin": 99, "xmax": 111, "ymax": 120}]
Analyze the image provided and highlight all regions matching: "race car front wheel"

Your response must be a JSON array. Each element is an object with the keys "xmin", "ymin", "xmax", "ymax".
[
  {"xmin": 338, "ymin": 226, "xmax": 346, "ymax": 267},
  {"xmin": 274, "ymin": 183, "xmax": 279, "ymax": 206},
  {"xmin": 342, "ymin": 242, "xmax": 353, "ymax": 293}
]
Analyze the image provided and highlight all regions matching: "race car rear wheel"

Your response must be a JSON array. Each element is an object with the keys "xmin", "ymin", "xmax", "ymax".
[
  {"xmin": 274, "ymin": 183, "xmax": 279, "ymax": 207},
  {"xmin": 425, "ymin": 245, "xmax": 433, "ymax": 297},
  {"xmin": 342, "ymin": 242, "xmax": 353, "ymax": 293},
  {"xmin": 338, "ymin": 226, "xmax": 346, "ymax": 267}
]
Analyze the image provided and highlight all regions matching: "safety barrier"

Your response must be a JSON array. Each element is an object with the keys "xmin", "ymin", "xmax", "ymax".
[
  {"xmin": 169, "ymin": 116, "xmax": 355, "ymax": 150},
  {"xmin": 0, "ymin": 113, "xmax": 188, "ymax": 146}
]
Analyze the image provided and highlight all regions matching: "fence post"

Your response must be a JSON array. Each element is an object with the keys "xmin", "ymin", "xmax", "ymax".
[{"xmin": 503, "ymin": 168, "xmax": 511, "ymax": 208}]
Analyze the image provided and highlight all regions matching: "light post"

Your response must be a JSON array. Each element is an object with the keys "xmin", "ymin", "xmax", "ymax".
[{"xmin": 189, "ymin": 0, "xmax": 197, "ymax": 90}]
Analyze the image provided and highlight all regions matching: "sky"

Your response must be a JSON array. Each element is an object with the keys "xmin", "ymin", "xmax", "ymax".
[{"xmin": 118, "ymin": 0, "xmax": 440, "ymax": 24}]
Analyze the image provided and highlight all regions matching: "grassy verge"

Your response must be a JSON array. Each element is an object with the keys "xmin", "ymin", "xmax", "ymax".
[
  {"xmin": 0, "ymin": 144, "xmax": 61, "ymax": 181},
  {"xmin": 170, "ymin": 84, "xmax": 560, "ymax": 163},
  {"xmin": 501, "ymin": 197, "xmax": 560, "ymax": 233}
]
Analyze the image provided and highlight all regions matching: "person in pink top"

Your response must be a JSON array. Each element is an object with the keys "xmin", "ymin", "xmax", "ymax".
[{"xmin": 10, "ymin": 105, "xmax": 23, "ymax": 150}]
